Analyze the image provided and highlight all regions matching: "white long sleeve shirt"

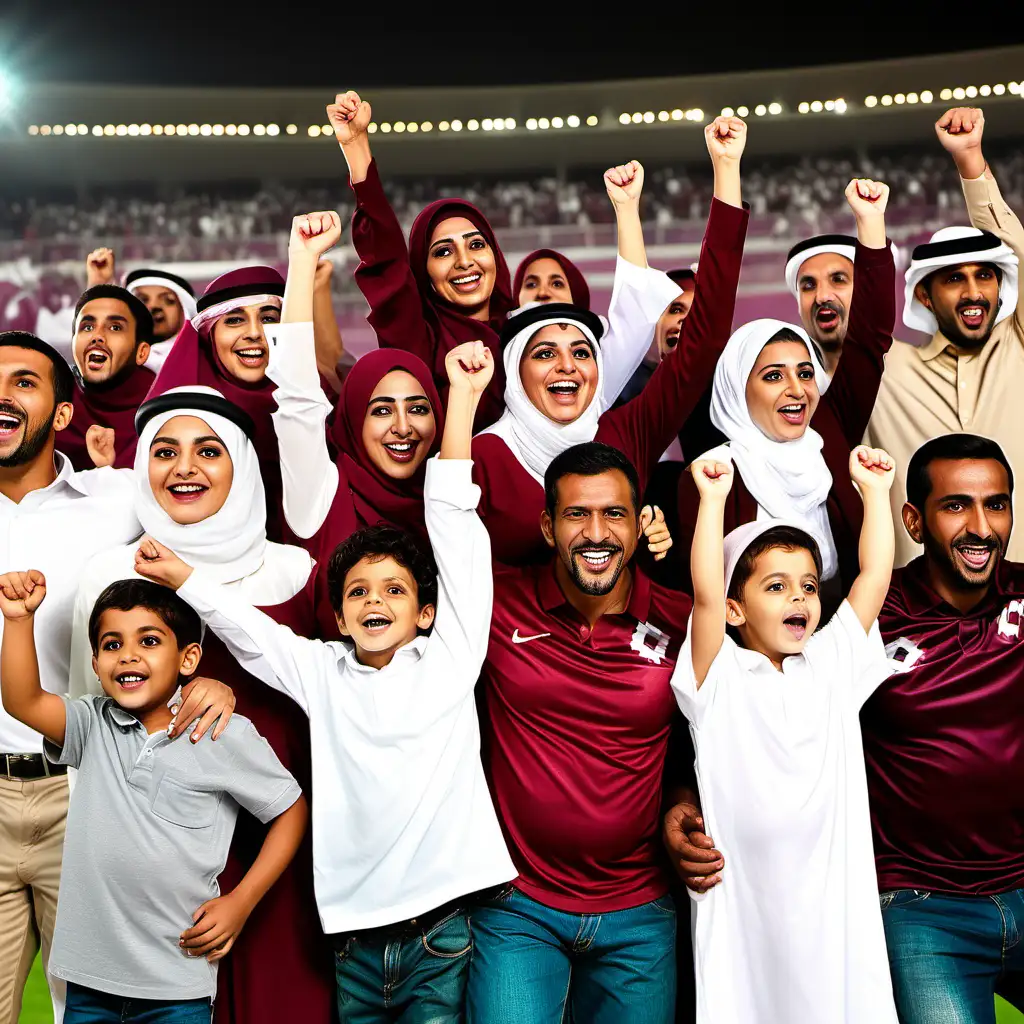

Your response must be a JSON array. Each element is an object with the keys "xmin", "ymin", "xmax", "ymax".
[
  {"xmin": 266, "ymin": 260, "xmax": 679, "ymax": 541},
  {"xmin": 177, "ymin": 457, "xmax": 515, "ymax": 933}
]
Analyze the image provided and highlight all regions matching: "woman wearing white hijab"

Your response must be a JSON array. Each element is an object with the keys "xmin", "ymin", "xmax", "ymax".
[
  {"xmin": 472, "ymin": 177, "xmax": 750, "ymax": 565},
  {"xmin": 675, "ymin": 318, "xmax": 885, "ymax": 608},
  {"xmin": 68, "ymin": 385, "xmax": 335, "ymax": 1024}
]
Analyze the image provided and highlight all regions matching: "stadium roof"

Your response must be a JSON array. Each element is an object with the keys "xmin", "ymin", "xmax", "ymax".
[{"xmin": 3, "ymin": 46, "xmax": 1023, "ymax": 184}]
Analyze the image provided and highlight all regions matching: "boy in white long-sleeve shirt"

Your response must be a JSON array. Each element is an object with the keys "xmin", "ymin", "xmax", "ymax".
[
  {"xmin": 135, "ymin": 341, "xmax": 515, "ymax": 1023},
  {"xmin": 675, "ymin": 445, "xmax": 900, "ymax": 1024}
]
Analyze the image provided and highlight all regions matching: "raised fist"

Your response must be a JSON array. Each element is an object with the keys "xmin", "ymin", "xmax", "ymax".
[
  {"xmin": 845, "ymin": 178, "xmax": 889, "ymax": 218},
  {"xmin": 86, "ymin": 247, "xmax": 115, "ymax": 287},
  {"xmin": 604, "ymin": 161, "xmax": 644, "ymax": 205},
  {"xmin": 445, "ymin": 340, "xmax": 493, "ymax": 394},
  {"xmin": 936, "ymin": 107, "xmax": 986, "ymax": 178},
  {"xmin": 849, "ymin": 445, "xmax": 895, "ymax": 493},
  {"xmin": 0, "ymin": 570, "xmax": 47, "ymax": 620},
  {"xmin": 314, "ymin": 258, "xmax": 334, "ymax": 290},
  {"xmin": 705, "ymin": 116, "xmax": 746, "ymax": 163},
  {"xmin": 134, "ymin": 536, "xmax": 194, "ymax": 591},
  {"xmin": 327, "ymin": 91, "xmax": 372, "ymax": 146},
  {"xmin": 86, "ymin": 425, "xmax": 116, "ymax": 468},
  {"xmin": 691, "ymin": 457, "xmax": 734, "ymax": 499},
  {"xmin": 289, "ymin": 211, "xmax": 342, "ymax": 258}
]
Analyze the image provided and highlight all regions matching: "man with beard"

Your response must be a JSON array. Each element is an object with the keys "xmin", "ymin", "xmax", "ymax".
[
  {"xmin": 469, "ymin": 441, "xmax": 693, "ymax": 1023},
  {"xmin": 866, "ymin": 107, "xmax": 1022, "ymax": 566},
  {"xmin": 59, "ymin": 285, "xmax": 156, "ymax": 471},
  {"xmin": 860, "ymin": 432, "xmax": 1024, "ymax": 1022},
  {"xmin": 0, "ymin": 331, "xmax": 235, "ymax": 1024},
  {"xmin": 784, "ymin": 235, "xmax": 856, "ymax": 374},
  {"xmin": 85, "ymin": 249, "xmax": 197, "ymax": 373}
]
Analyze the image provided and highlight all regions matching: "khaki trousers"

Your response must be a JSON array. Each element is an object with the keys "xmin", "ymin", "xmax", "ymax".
[{"xmin": 0, "ymin": 773, "xmax": 68, "ymax": 1024}]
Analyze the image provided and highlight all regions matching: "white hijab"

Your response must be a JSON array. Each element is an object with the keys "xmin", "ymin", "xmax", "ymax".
[
  {"xmin": 479, "ymin": 310, "xmax": 605, "ymax": 484},
  {"xmin": 708, "ymin": 318, "xmax": 838, "ymax": 580},
  {"xmin": 134, "ymin": 385, "xmax": 311, "ymax": 598}
]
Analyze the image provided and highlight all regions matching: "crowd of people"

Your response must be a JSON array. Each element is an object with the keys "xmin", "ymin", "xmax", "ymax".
[{"xmin": 0, "ymin": 93, "xmax": 1021, "ymax": 1024}]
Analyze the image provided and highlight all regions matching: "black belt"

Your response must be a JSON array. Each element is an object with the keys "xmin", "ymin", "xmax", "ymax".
[
  {"xmin": 0, "ymin": 753, "xmax": 68, "ymax": 780},
  {"xmin": 334, "ymin": 896, "xmax": 467, "ymax": 947}
]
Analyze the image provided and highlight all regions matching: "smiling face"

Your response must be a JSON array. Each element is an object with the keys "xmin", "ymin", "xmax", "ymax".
[
  {"xmin": 426, "ymin": 216, "xmax": 497, "ymax": 318},
  {"xmin": 336, "ymin": 554, "xmax": 435, "ymax": 667},
  {"xmin": 133, "ymin": 284, "xmax": 185, "ymax": 342},
  {"xmin": 727, "ymin": 545, "xmax": 822, "ymax": 666},
  {"xmin": 92, "ymin": 605, "xmax": 200, "ymax": 719},
  {"xmin": 147, "ymin": 415, "xmax": 234, "ymax": 525},
  {"xmin": 360, "ymin": 370, "xmax": 437, "ymax": 480},
  {"xmin": 654, "ymin": 280, "xmax": 696, "ymax": 357},
  {"xmin": 0, "ymin": 347, "xmax": 72, "ymax": 468},
  {"xmin": 519, "ymin": 324, "xmax": 599, "ymax": 424},
  {"xmin": 905, "ymin": 457, "xmax": 1013, "ymax": 599},
  {"xmin": 74, "ymin": 297, "xmax": 148, "ymax": 385},
  {"xmin": 518, "ymin": 257, "xmax": 574, "ymax": 306},
  {"xmin": 542, "ymin": 469, "xmax": 639, "ymax": 597},
  {"xmin": 797, "ymin": 252, "xmax": 853, "ymax": 356},
  {"xmin": 744, "ymin": 339, "xmax": 820, "ymax": 442},
  {"xmin": 209, "ymin": 302, "xmax": 281, "ymax": 382},
  {"xmin": 916, "ymin": 262, "xmax": 1002, "ymax": 349}
]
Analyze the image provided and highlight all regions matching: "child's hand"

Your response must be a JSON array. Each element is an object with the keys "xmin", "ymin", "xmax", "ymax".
[
  {"xmin": 691, "ymin": 458, "xmax": 734, "ymax": 499},
  {"xmin": 445, "ymin": 341, "xmax": 493, "ymax": 393},
  {"xmin": 289, "ymin": 211, "xmax": 342, "ymax": 259},
  {"xmin": 845, "ymin": 178, "xmax": 889, "ymax": 218},
  {"xmin": 134, "ymin": 537, "xmax": 194, "ymax": 591},
  {"xmin": 0, "ymin": 571, "xmax": 46, "ymax": 620},
  {"xmin": 849, "ymin": 445, "xmax": 895, "ymax": 492},
  {"xmin": 181, "ymin": 891, "xmax": 252, "ymax": 962},
  {"xmin": 640, "ymin": 505, "xmax": 673, "ymax": 562},
  {"xmin": 604, "ymin": 160, "xmax": 644, "ymax": 206}
]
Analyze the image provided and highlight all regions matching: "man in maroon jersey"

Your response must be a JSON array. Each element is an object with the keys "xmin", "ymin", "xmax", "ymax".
[
  {"xmin": 863, "ymin": 431, "xmax": 1024, "ymax": 1022},
  {"xmin": 468, "ymin": 441, "xmax": 693, "ymax": 1024}
]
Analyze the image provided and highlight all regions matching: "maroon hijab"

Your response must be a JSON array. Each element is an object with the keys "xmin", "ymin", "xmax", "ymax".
[
  {"xmin": 329, "ymin": 348, "xmax": 444, "ymax": 541},
  {"xmin": 512, "ymin": 248, "xmax": 592, "ymax": 310},
  {"xmin": 147, "ymin": 266, "xmax": 288, "ymax": 537},
  {"xmin": 60, "ymin": 365, "xmax": 155, "ymax": 471}
]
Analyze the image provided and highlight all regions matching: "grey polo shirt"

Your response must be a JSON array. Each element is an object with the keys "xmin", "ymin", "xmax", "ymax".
[{"xmin": 45, "ymin": 695, "xmax": 301, "ymax": 1001}]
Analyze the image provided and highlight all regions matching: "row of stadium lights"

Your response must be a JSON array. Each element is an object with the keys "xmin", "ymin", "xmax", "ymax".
[{"xmin": 25, "ymin": 83, "xmax": 1024, "ymax": 139}]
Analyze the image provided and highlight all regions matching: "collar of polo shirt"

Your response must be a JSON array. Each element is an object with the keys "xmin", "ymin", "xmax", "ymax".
[
  {"xmin": 900, "ymin": 555, "xmax": 1015, "ymax": 616},
  {"xmin": 536, "ymin": 559, "xmax": 653, "ymax": 622}
]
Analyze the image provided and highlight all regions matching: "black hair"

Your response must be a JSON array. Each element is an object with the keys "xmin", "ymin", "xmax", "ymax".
[
  {"xmin": 0, "ymin": 330, "xmax": 75, "ymax": 405},
  {"xmin": 327, "ymin": 524, "xmax": 438, "ymax": 616},
  {"xmin": 74, "ymin": 285, "xmax": 155, "ymax": 344},
  {"xmin": 727, "ymin": 525, "xmax": 823, "ymax": 601},
  {"xmin": 544, "ymin": 441, "xmax": 641, "ymax": 517},
  {"xmin": 906, "ymin": 433, "xmax": 1014, "ymax": 511},
  {"xmin": 88, "ymin": 579, "xmax": 202, "ymax": 653}
]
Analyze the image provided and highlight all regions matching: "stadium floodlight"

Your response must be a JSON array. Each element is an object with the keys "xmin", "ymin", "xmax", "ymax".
[
  {"xmin": 504, "ymin": 118, "xmax": 516, "ymax": 129},
  {"xmin": 618, "ymin": 112, "xmax": 630, "ymax": 124},
  {"xmin": 736, "ymin": 105, "xmax": 749, "ymax": 117},
  {"xmin": 286, "ymin": 123, "xmax": 297, "ymax": 134},
  {"xmin": 439, "ymin": 120, "xmax": 450, "ymax": 131},
  {"xmin": 467, "ymin": 119, "xmax": 479, "ymax": 130},
  {"xmin": 586, "ymin": 115, "xmax": 598, "ymax": 126},
  {"xmin": 420, "ymin": 122, "xmax": 432, "ymax": 132},
  {"xmin": 551, "ymin": 116, "xmax": 563, "ymax": 129},
  {"xmin": 768, "ymin": 102, "xmax": 782, "ymax": 115},
  {"xmin": 993, "ymin": 84, "xmax": 1005, "ymax": 96},
  {"xmin": 407, "ymin": 122, "xmax": 418, "ymax": 133},
  {"xmin": 567, "ymin": 115, "xmax": 579, "ymax": 127},
  {"xmin": 921, "ymin": 90, "xmax": 933, "ymax": 102}
]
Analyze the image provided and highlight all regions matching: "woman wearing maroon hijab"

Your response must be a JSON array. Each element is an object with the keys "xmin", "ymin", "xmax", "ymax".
[
  {"xmin": 60, "ymin": 284, "xmax": 156, "ymax": 470},
  {"xmin": 265, "ymin": 212, "xmax": 445, "ymax": 637},
  {"xmin": 147, "ymin": 266, "xmax": 292, "ymax": 537},
  {"xmin": 326, "ymin": 92, "xmax": 512, "ymax": 429},
  {"xmin": 513, "ymin": 249, "xmax": 592, "ymax": 309}
]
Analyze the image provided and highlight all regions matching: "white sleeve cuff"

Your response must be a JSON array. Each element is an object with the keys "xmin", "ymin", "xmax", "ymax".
[{"xmin": 265, "ymin": 322, "xmax": 324, "ymax": 395}]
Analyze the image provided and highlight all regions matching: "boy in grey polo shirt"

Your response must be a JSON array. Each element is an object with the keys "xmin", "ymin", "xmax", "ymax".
[{"xmin": 0, "ymin": 574, "xmax": 308, "ymax": 1024}]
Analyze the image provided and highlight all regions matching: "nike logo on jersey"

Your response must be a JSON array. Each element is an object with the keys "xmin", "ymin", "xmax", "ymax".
[{"xmin": 512, "ymin": 629, "xmax": 552, "ymax": 644}]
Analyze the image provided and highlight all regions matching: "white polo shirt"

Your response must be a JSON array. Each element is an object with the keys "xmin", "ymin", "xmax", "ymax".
[{"xmin": 0, "ymin": 454, "xmax": 140, "ymax": 752}]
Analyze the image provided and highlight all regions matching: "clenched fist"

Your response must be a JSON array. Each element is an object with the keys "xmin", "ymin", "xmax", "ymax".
[
  {"xmin": 845, "ymin": 178, "xmax": 889, "ymax": 218},
  {"xmin": 289, "ymin": 211, "xmax": 342, "ymax": 259},
  {"xmin": 86, "ymin": 247, "xmax": 115, "ymax": 287},
  {"xmin": 705, "ymin": 116, "xmax": 746, "ymax": 164},
  {"xmin": 936, "ymin": 107, "xmax": 986, "ymax": 179},
  {"xmin": 604, "ymin": 161, "xmax": 644, "ymax": 206},
  {"xmin": 327, "ymin": 91, "xmax": 372, "ymax": 146}
]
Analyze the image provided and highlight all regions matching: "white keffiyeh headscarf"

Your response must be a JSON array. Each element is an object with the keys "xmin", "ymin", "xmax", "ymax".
[{"xmin": 708, "ymin": 318, "xmax": 838, "ymax": 580}]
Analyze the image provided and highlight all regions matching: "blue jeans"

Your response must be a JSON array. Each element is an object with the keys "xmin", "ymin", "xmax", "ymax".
[
  {"xmin": 334, "ymin": 910, "xmax": 471, "ymax": 1023},
  {"xmin": 881, "ymin": 887, "xmax": 1024, "ymax": 1024},
  {"xmin": 467, "ymin": 886, "xmax": 677, "ymax": 1024},
  {"xmin": 63, "ymin": 982, "xmax": 211, "ymax": 1023}
]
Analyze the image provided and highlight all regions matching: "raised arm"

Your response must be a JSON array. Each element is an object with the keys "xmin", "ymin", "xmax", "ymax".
[
  {"xmin": 327, "ymin": 90, "xmax": 437, "ymax": 367},
  {"xmin": 819, "ymin": 178, "xmax": 894, "ymax": 447},
  {"xmin": 846, "ymin": 446, "xmax": 896, "ymax": 632},
  {"xmin": 0, "ymin": 572, "xmax": 67, "ymax": 745},
  {"xmin": 85, "ymin": 247, "xmax": 115, "ymax": 288},
  {"xmin": 599, "ymin": 117, "xmax": 748, "ymax": 481},
  {"xmin": 599, "ymin": 161, "xmax": 687, "ymax": 405},
  {"xmin": 134, "ymin": 540, "xmax": 325, "ymax": 713},
  {"xmin": 688, "ymin": 460, "xmax": 733, "ymax": 686},
  {"xmin": 266, "ymin": 212, "xmax": 345, "ymax": 539},
  {"xmin": 938, "ymin": 106, "xmax": 1024, "ymax": 337},
  {"xmin": 313, "ymin": 259, "xmax": 345, "ymax": 394},
  {"xmin": 428, "ymin": 343, "xmax": 496, "ymax": 672}
]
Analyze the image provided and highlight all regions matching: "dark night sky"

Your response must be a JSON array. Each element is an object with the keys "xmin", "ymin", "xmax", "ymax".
[{"xmin": 3, "ymin": 4, "xmax": 1023, "ymax": 89}]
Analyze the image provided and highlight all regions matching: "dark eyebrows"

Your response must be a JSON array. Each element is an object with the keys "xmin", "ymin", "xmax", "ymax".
[
  {"xmin": 10, "ymin": 368, "xmax": 42, "ymax": 381},
  {"xmin": 192, "ymin": 434, "xmax": 224, "ymax": 446},
  {"xmin": 137, "ymin": 624, "xmax": 169, "ymax": 636},
  {"xmin": 151, "ymin": 433, "xmax": 224, "ymax": 447},
  {"xmin": 937, "ymin": 492, "xmax": 1011, "ymax": 504},
  {"xmin": 151, "ymin": 435, "xmax": 179, "ymax": 447},
  {"xmin": 367, "ymin": 395, "xmax": 429, "ymax": 406},
  {"xmin": 528, "ymin": 338, "xmax": 594, "ymax": 355},
  {"xmin": 563, "ymin": 503, "xmax": 628, "ymax": 514},
  {"xmin": 430, "ymin": 230, "xmax": 484, "ymax": 248},
  {"xmin": 98, "ymin": 630, "xmax": 123, "ymax": 643},
  {"xmin": 758, "ymin": 360, "xmax": 814, "ymax": 371}
]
